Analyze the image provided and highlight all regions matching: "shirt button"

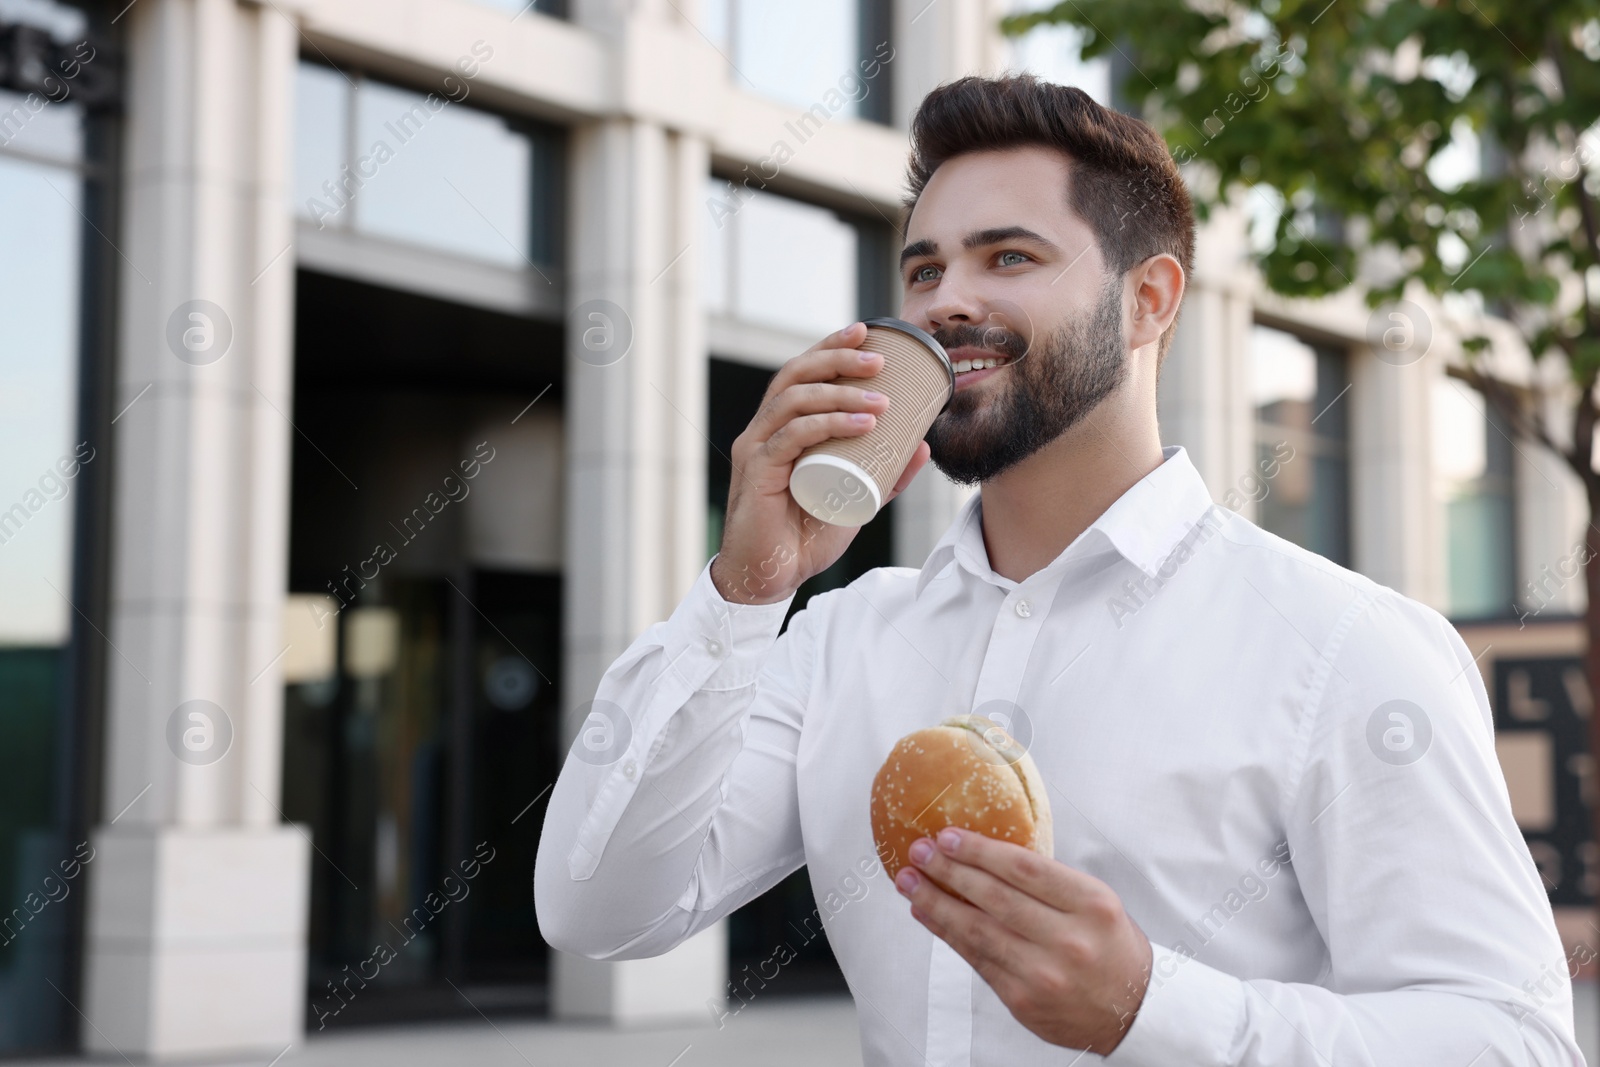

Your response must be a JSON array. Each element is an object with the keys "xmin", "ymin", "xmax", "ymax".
[
  {"xmin": 622, "ymin": 760, "xmax": 637, "ymax": 780},
  {"xmin": 1015, "ymin": 600, "xmax": 1032, "ymax": 618},
  {"xmin": 705, "ymin": 637, "xmax": 723, "ymax": 656}
]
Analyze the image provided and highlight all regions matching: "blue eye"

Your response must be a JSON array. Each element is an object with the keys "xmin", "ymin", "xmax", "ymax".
[
  {"xmin": 998, "ymin": 251, "xmax": 1029, "ymax": 266},
  {"xmin": 912, "ymin": 264, "xmax": 941, "ymax": 283}
]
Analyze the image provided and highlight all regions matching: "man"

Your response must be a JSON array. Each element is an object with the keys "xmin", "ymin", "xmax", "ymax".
[{"xmin": 535, "ymin": 74, "xmax": 1582, "ymax": 1065}]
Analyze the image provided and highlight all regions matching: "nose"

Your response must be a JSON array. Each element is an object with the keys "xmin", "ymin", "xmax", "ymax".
[{"xmin": 922, "ymin": 280, "xmax": 984, "ymax": 336}]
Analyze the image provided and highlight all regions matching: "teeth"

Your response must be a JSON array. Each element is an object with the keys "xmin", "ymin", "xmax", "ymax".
[{"xmin": 956, "ymin": 356, "xmax": 1011, "ymax": 374}]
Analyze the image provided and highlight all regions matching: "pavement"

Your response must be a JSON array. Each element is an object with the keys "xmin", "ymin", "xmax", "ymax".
[
  {"xmin": 11, "ymin": 984, "xmax": 1599, "ymax": 1065},
  {"xmin": 7, "ymin": 995, "xmax": 864, "ymax": 1067},
  {"xmin": 1579, "ymin": 979, "xmax": 1598, "ymax": 1065}
]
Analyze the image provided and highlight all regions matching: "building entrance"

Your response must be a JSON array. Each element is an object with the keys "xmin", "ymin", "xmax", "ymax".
[{"xmin": 283, "ymin": 270, "xmax": 565, "ymax": 1025}]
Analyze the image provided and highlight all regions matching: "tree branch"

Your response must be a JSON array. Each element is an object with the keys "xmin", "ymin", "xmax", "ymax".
[{"xmin": 1444, "ymin": 362, "xmax": 1593, "ymax": 489}]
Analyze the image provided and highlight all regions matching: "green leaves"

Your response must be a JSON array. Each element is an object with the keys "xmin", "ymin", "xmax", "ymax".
[{"xmin": 1002, "ymin": 0, "xmax": 1600, "ymax": 367}]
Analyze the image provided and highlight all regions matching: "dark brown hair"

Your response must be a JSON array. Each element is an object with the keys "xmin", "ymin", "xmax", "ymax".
[{"xmin": 904, "ymin": 74, "xmax": 1196, "ymax": 360}]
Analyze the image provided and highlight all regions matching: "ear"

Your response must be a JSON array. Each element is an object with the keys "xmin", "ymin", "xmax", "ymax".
[{"xmin": 1125, "ymin": 253, "xmax": 1185, "ymax": 352}]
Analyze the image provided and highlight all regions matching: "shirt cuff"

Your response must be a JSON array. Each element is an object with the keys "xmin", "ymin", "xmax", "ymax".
[
  {"xmin": 666, "ymin": 554, "xmax": 797, "ymax": 691},
  {"xmin": 1103, "ymin": 942, "xmax": 1245, "ymax": 1067}
]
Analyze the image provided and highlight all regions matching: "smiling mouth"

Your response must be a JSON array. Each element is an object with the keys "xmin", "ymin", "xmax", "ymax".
[{"xmin": 948, "ymin": 347, "xmax": 1017, "ymax": 378}]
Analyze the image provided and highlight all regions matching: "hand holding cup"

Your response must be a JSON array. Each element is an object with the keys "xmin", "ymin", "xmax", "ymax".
[{"xmin": 710, "ymin": 322, "xmax": 933, "ymax": 606}]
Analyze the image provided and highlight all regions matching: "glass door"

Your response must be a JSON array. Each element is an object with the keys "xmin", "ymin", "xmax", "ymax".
[{"xmin": 283, "ymin": 267, "xmax": 565, "ymax": 1024}]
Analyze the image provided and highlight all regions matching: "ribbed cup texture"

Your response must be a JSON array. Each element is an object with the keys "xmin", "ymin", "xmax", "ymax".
[{"xmin": 796, "ymin": 325, "xmax": 951, "ymax": 503}]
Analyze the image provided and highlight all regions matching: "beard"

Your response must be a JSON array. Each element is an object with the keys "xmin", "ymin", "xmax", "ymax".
[{"xmin": 923, "ymin": 279, "xmax": 1127, "ymax": 486}]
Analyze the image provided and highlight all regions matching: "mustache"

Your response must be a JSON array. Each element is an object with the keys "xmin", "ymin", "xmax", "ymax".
[{"xmin": 931, "ymin": 322, "xmax": 1030, "ymax": 363}]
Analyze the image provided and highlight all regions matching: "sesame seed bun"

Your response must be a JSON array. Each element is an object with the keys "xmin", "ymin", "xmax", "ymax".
[{"xmin": 870, "ymin": 714, "xmax": 1053, "ymax": 897}]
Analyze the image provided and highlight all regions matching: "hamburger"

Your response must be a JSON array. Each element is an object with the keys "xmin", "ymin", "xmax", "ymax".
[{"xmin": 870, "ymin": 714, "xmax": 1053, "ymax": 897}]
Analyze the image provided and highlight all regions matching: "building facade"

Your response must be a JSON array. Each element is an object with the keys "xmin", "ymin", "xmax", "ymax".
[{"xmin": 0, "ymin": 0, "xmax": 1589, "ymax": 1058}]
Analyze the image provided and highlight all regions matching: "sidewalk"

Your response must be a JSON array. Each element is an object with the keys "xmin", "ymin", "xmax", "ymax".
[
  {"xmin": 1579, "ymin": 979, "xmax": 1598, "ymax": 1066},
  {"xmin": 8, "ymin": 996, "xmax": 863, "ymax": 1067},
  {"xmin": 12, "ymin": 984, "xmax": 1598, "ymax": 1065}
]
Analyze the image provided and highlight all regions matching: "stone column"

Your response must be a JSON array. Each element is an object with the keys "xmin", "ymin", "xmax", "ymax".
[
  {"xmin": 1513, "ymin": 375, "xmax": 1589, "ymax": 617},
  {"xmin": 1157, "ymin": 208, "xmax": 1257, "ymax": 507},
  {"xmin": 81, "ymin": 0, "xmax": 308, "ymax": 1058},
  {"xmin": 893, "ymin": 0, "xmax": 1008, "ymax": 129},
  {"xmin": 1350, "ymin": 340, "xmax": 1436, "ymax": 600},
  {"xmin": 556, "ymin": 107, "xmax": 726, "ymax": 1021}
]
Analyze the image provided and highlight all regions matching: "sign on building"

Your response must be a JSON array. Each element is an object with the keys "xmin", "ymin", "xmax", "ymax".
[{"xmin": 1493, "ymin": 657, "xmax": 1597, "ymax": 906}]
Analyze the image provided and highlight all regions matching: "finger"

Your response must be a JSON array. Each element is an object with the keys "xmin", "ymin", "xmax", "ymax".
[
  {"xmin": 775, "ymin": 343, "xmax": 882, "ymax": 394},
  {"xmin": 762, "ymin": 328, "xmax": 879, "ymax": 401},
  {"xmin": 759, "ymin": 410, "xmax": 878, "ymax": 467},
  {"xmin": 905, "ymin": 835, "xmax": 1066, "ymax": 944},
  {"xmin": 746, "ymin": 381, "xmax": 890, "ymax": 445},
  {"xmin": 746, "ymin": 347, "xmax": 884, "ymax": 447},
  {"xmin": 812, "ymin": 320, "xmax": 868, "ymax": 351},
  {"xmin": 899, "ymin": 867, "xmax": 1045, "ymax": 983},
  {"xmin": 930, "ymin": 827, "xmax": 1105, "ymax": 915}
]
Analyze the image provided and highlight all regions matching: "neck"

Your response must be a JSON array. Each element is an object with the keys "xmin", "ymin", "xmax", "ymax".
[{"xmin": 978, "ymin": 352, "xmax": 1165, "ymax": 584}]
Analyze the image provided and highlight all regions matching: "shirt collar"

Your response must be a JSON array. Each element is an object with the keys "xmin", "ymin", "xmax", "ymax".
[{"xmin": 913, "ymin": 445, "xmax": 1217, "ymax": 599}]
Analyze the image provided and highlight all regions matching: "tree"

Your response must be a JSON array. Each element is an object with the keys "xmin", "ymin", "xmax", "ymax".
[{"xmin": 1003, "ymin": 0, "xmax": 1600, "ymax": 940}]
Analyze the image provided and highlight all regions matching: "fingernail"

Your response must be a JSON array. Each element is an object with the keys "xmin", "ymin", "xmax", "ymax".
[
  {"xmin": 862, "ymin": 391, "xmax": 885, "ymax": 401},
  {"xmin": 895, "ymin": 868, "xmax": 921, "ymax": 894},
  {"xmin": 909, "ymin": 839, "xmax": 933, "ymax": 865},
  {"xmin": 858, "ymin": 350, "xmax": 876, "ymax": 362},
  {"xmin": 937, "ymin": 828, "xmax": 961, "ymax": 853},
  {"xmin": 851, "ymin": 412, "xmax": 873, "ymax": 424}
]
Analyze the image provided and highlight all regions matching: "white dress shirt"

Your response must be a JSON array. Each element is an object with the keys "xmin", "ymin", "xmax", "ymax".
[{"xmin": 534, "ymin": 445, "xmax": 1583, "ymax": 1065}]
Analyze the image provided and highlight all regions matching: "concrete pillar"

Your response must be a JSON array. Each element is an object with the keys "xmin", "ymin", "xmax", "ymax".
[
  {"xmin": 1158, "ymin": 210, "xmax": 1256, "ymax": 507},
  {"xmin": 557, "ymin": 106, "xmax": 725, "ymax": 1021},
  {"xmin": 82, "ymin": 0, "xmax": 307, "ymax": 1059},
  {"xmin": 1350, "ymin": 340, "xmax": 1436, "ymax": 600},
  {"xmin": 893, "ymin": 0, "xmax": 1008, "ymax": 129},
  {"xmin": 1514, "ymin": 369, "xmax": 1589, "ymax": 616}
]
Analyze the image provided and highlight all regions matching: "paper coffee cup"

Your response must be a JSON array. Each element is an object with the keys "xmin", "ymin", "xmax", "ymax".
[{"xmin": 789, "ymin": 317, "xmax": 955, "ymax": 527}]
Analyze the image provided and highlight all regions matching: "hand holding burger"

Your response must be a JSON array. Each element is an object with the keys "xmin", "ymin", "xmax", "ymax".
[
  {"xmin": 871, "ymin": 714, "xmax": 1053, "ymax": 895},
  {"xmin": 869, "ymin": 714, "xmax": 1155, "ymax": 1055}
]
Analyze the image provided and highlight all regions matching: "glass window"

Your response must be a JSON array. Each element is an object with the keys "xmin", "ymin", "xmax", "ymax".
[
  {"xmin": 0, "ymin": 0, "xmax": 83, "ymax": 37},
  {"xmin": 0, "ymin": 153, "xmax": 80, "ymax": 645},
  {"xmin": 294, "ymin": 63, "xmax": 549, "ymax": 269},
  {"xmin": 702, "ymin": 179, "xmax": 858, "ymax": 336},
  {"xmin": 0, "ymin": 0, "xmax": 93, "ymax": 1054},
  {"xmin": 1251, "ymin": 324, "xmax": 1351, "ymax": 566},
  {"xmin": 352, "ymin": 81, "xmax": 531, "ymax": 265},
  {"xmin": 703, "ymin": 0, "xmax": 893, "ymax": 124},
  {"xmin": 1432, "ymin": 379, "xmax": 1516, "ymax": 618},
  {"xmin": 0, "ymin": 85, "xmax": 84, "ymax": 162},
  {"xmin": 292, "ymin": 62, "xmax": 346, "ymax": 218}
]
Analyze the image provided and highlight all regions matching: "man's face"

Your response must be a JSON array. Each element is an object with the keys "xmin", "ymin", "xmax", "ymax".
[{"xmin": 899, "ymin": 147, "xmax": 1126, "ymax": 486}]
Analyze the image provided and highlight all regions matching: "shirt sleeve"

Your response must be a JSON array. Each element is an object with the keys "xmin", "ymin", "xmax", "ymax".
[
  {"xmin": 1106, "ymin": 589, "xmax": 1585, "ymax": 1066},
  {"xmin": 533, "ymin": 554, "xmax": 821, "ymax": 961}
]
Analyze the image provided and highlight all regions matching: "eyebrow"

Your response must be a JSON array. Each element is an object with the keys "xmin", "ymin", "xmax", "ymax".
[
  {"xmin": 898, "ymin": 226, "xmax": 1062, "ymax": 268},
  {"xmin": 899, "ymin": 238, "xmax": 936, "ymax": 267}
]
